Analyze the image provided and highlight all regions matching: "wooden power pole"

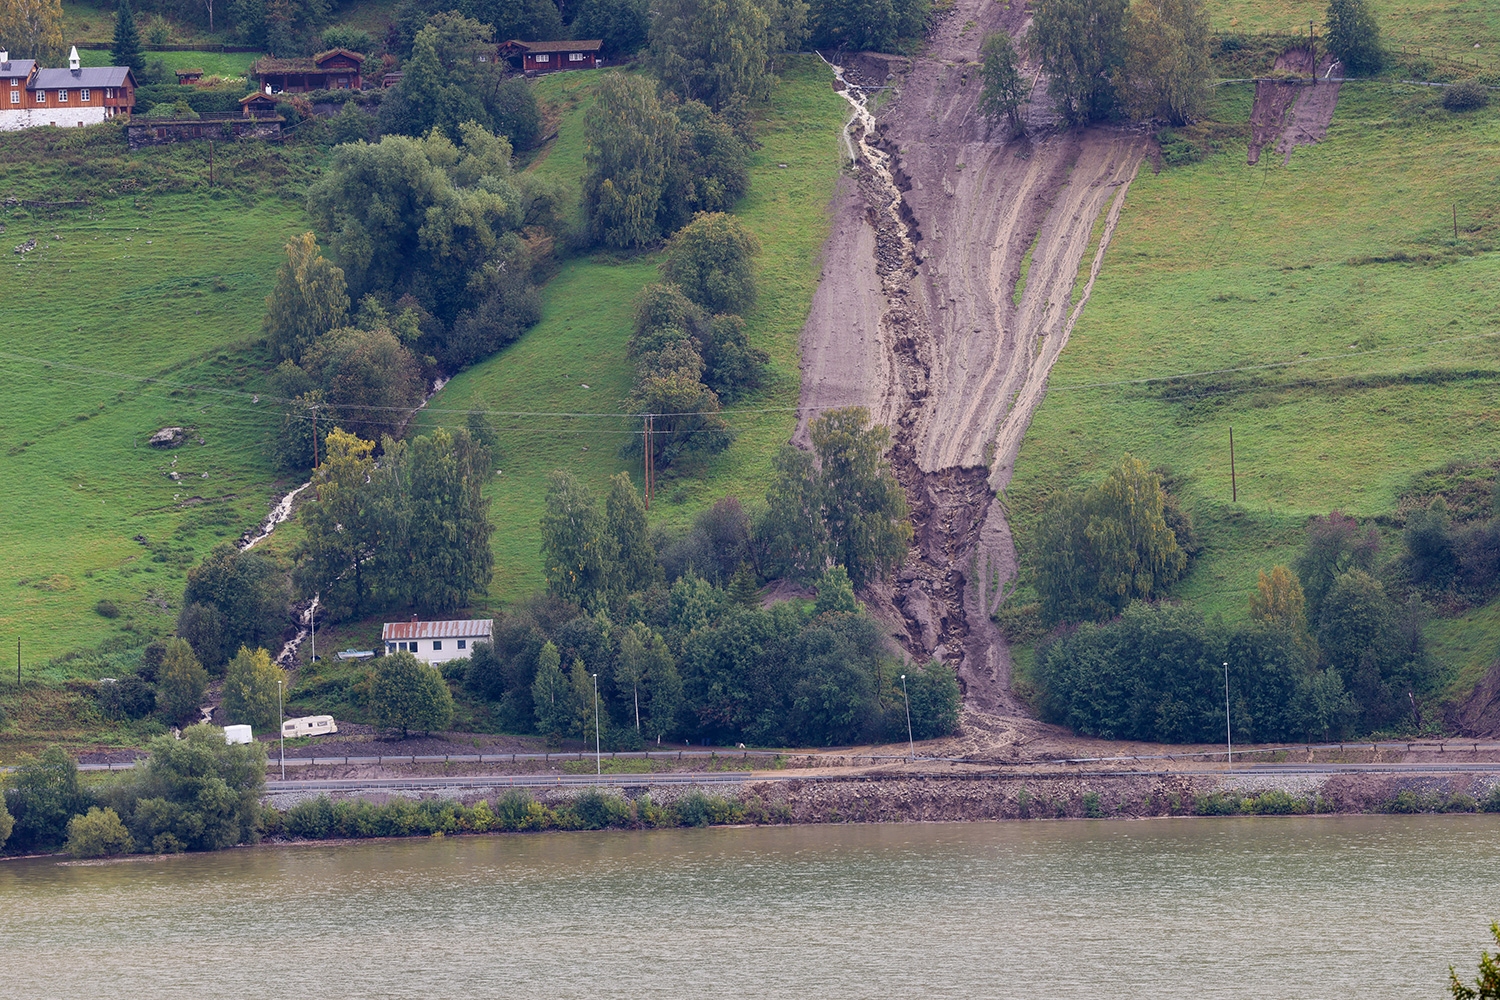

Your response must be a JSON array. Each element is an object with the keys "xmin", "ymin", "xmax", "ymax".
[{"xmin": 1229, "ymin": 427, "xmax": 1238, "ymax": 502}]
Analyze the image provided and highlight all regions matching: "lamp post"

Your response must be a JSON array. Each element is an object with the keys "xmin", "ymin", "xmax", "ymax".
[
  {"xmin": 901, "ymin": 673, "xmax": 914, "ymax": 763},
  {"xmin": 1223, "ymin": 661, "xmax": 1232, "ymax": 767},
  {"xmin": 277, "ymin": 679, "xmax": 285, "ymax": 780},
  {"xmin": 592, "ymin": 673, "xmax": 601, "ymax": 776}
]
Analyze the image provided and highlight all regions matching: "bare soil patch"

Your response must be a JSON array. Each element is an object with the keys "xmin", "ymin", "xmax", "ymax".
[{"xmin": 1248, "ymin": 49, "xmax": 1343, "ymax": 165}]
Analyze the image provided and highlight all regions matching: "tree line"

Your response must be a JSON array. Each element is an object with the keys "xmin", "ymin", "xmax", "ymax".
[{"xmin": 1023, "ymin": 454, "xmax": 1459, "ymax": 743}]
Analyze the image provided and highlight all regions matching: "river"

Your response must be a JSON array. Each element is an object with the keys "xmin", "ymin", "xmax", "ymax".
[{"xmin": 2, "ymin": 815, "xmax": 1497, "ymax": 998}]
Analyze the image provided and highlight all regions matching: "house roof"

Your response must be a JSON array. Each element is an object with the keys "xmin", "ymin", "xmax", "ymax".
[
  {"xmin": 252, "ymin": 53, "xmax": 362, "ymax": 75},
  {"xmin": 0, "ymin": 58, "xmax": 36, "ymax": 79},
  {"xmin": 175, "ymin": 67, "xmax": 205, "ymax": 76},
  {"xmin": 314, "ymin": 47, "xmax": 365, "ymax": 65},
  {"xmin": 382, "ymin": 618, "xmax": 494, "ymax": 641},
  {"xmin": 504, "ymin": 39, "xmax": 602, "ymax": 53},
  {"xmin": 32, "ymin": 66, "xmax": 133, "ymax": 88},
  {"xmin": 240, "ymin": 91, "xmax": 279, "ymax": 104}
]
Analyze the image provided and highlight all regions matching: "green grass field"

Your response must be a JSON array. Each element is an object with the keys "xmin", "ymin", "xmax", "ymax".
[
  {"xmin": 413, "ymin": 55, "xmax": 849, "ymax": 604},
  {"xmin": 1004, "ymin": 78, "xmax": 1500, "ymax": 702},
  {"xmin": 1206, "ymin": 0, "xmax": 1500, "ymax": 65},
  {"xmin": 78, "ymin": 48, "xmax": 262, "ymax": 78},
  {"xmin": 0, "ymin": 132, "xmax": 316, "ymax": 668}
]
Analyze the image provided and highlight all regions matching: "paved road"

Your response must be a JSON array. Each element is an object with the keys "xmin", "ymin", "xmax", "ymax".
[{"xmin": 257, "ymin": 760, "xmax": 1500, "ymax": 795}]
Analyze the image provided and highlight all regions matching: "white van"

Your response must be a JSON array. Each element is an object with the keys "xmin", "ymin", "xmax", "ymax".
[{"xmin": 281, "ymin": 715, "xmax": 338, "ymax": 738}]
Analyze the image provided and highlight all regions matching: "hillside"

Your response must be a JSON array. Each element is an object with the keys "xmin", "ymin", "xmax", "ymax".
[{"xmin": 1003, "ymin": 25, "xmax": 1500, "ymax": 711}]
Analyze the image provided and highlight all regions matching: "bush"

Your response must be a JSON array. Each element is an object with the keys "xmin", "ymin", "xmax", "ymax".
[
  {"xmin": 94, "ymin": 599, "xmax": 121, "ymax": 619},
  {"xmin": 0, "ymin": 794, "xmax": 12, "ymax": 851},
  {"xmin": 565, "ymin": 790, "xmax": 632, "ymax": 830},
  {"xmin": 1443, "ymin": 81, "xmax": 1490, "ymax": 112},
  {"xmin": 98, "ymin": 675, "xmax": 157, "ymax": 721},
  {"xmin": 1193, "ymin": 792, "xmax": 1242, "ymax": 816},
  {"xmin": 65, "ymin": 807, "xmax": 134, "ymax": 858},
  {"xmin": 1245, "ymin": 790, "xmax": 1310, "ymax": 815},
  {"xmin": 323, "ymin": 25, "xmax": 376, "ymax": 53},
  {"xmin": 1482, "ymin": 785, "xmax": 1500, "ymax": 813}
]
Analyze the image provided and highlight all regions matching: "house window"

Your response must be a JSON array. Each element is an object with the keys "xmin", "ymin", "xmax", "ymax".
[
  {"xmin": 433, "ymin": 641, "xmax": 443, "ymax": 651},
  {"xmin": 457, "ymin": 640, "xmax": 467, "ymax": 650},
  {"xmin": 80, "ymin": 88, "xmax": 89, "ymax": 100},
  {"xmin": 535, "ymin": 53, "xmax": 550, "ymax": 63},
  {"xmin": 8, "ymin": 91, "xmax": 17, "ymax": 104},
  {"xmin": 105, "ymin": 88, "xmax": 114, "ymax": 98},
  {"xmin": 569, "ymin": 52, "xmax": 585, "ymax": 61},
  {"xmin": 58, "ymin": 89, "xmax": 67, "ymax": 102}
]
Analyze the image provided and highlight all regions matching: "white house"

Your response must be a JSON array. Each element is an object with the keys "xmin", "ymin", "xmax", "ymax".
[{"xmin": 381, "ymin": 617, "xmax": 493, "ymax": 666}]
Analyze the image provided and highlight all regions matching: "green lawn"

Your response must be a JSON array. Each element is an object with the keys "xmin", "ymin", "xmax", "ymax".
[
  {"xmin": 78, "ymin": 49, "xmax": 262, "ymax": 78},
  {"xmin": 1004, "ymin": 79, "xmax": 1500, "ymax": 699},
  {"xmin": 413, "ymin": 55, "xmax": 849, "ymax": 605}
]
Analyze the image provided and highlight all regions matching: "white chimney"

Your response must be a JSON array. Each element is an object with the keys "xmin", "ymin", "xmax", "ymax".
[
  {"xmin": 69, "ymin": 45, "xmax": 80, "ymax": 72},
  {"xmin": 0, "ymin": 51, "xmax": 9, "ymax": 65}
]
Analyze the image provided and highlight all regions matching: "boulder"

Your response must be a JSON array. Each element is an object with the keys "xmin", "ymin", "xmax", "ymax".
[{"xmin": 149, "ymin": 426, "xmax": 185, "ymax": 448}]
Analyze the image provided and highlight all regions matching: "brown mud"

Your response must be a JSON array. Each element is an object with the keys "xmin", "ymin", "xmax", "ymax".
[
  {"xmin": 799, "ymin": 0, "xmax": 1145, "ymax": 713},
  {"xmin": 1248, "ymin": 48, "xmax": 1343, "ymax": 165}
]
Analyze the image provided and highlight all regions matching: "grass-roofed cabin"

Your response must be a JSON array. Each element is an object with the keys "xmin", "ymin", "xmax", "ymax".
[{"xmin": 250, "ymin": 48, "xmax": 364, "ymax": 94}]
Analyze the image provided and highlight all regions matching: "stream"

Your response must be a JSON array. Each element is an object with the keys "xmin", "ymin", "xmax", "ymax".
[{"xmin": 820, "ymin": 53, "xmax": 913, "ymax": 259}]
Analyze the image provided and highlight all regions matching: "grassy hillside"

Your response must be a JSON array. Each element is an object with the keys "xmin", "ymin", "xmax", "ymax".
[
  {"xmin": 0, "ymin": 131, "xmax": 319, "ymax": 668},
  {"xmin": 412, "ymin": 55, "xmax": 849, "ymax": 603},
  {"xmin": 1206, "ymin": 0, "xmax": 1500, "ymax": 64},
  {"xmin": 78, "ymin": 48, "xmax": 261, "ymax": 77},
  {"xmin": 1004, "ymin": 78, "xmax": 1500, "ymax": 703}
]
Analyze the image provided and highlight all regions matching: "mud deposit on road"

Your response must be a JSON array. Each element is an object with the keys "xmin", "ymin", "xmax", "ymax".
[
  {"xmin": 801, "ymin": 4, "xmax": 1144, "ymax": 711},
  {"xmin": 1248, "ymin": 48, "xmax": 1343, "ymax": 165}
]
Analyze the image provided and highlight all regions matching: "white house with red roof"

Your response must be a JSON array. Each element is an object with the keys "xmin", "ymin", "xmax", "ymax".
[{"xmin": 382, "ymin": 617, "xmax": 493, "ymax": 666}]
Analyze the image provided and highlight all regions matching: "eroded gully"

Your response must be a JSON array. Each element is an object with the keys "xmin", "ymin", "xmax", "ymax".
[{"xmin": 803, "ymin": 2, "xmax": 1146, "ymax": 714}]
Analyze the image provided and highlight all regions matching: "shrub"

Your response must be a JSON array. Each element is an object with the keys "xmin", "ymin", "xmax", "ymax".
[
  {"xmin": 565, "ymin": 790, "xmax": 632, "ymax": 830},
  {"xmin": 94, "ymin": 599, "xmax": 121, "ymax": 619},
  {"xmin": 0, "ymin": 794, "xmax": 12, "ymax": 851},
  {"xmin": 1082, "ymin": 792, "xmax": 1104, "ymax": 818},
  {"xmin": 1245, "ymin": 789, "xmax": 1310, "ymax": 815},
  {"xmin": 1482, "ymin": 785, "xmax": 1500, "ymax": 813},
  {"xmin": 369, "ymin": 652, "xmax": 455, "ymax": 737},
  {"xmin": 673, "ymin": 791, "xmax": 743, "ymax": 827},
  {"xmin": 97, "ymin": 675, "xmax": 156, "ymax": 721},
  {"xmin": 1443, "ymin": 81, "xmax": 1490, "ymax": 112},
  {"xmin": 1193, "ymin": 792, "xmax": 1242, "ymax": 816},
  {"xmin": 65, "ymin": 807, "xmax": 134, "ymax": 858},
  {"xmin": 285, "ymin": 797, "xmax": 337, "ymax": 839}
]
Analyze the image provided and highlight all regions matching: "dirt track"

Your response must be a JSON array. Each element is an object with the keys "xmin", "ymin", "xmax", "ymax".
[{"xmin": 799, "ymin": 2, "xmax": 1145, "ymax": 711}]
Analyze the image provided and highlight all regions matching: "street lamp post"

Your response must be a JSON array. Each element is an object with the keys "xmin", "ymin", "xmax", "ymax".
[
  {"xmin": 1223, "ymin": 661, "xmax": 1232, "ymax": 767},
  {"xmin": 277, "ymin": 679, "xmax": 285, "ymax": 780},
  {"xmin": 592, "ymin": 673, "xmax": 601, "ymax": 776},
  {"xmin": 901, "ymin": 673, "xmax": 915, "ymax": 762}
]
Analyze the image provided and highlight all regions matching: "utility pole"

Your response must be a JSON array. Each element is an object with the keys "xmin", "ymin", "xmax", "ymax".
[
  {"xmin": 901, "ymin": 673, "xmax": 914, "ymax": 762},
  {"xmin": 1224, "ymin": 661, "xmax": 1232, "ymax": 767},
  {"xmin": 592, "ymin": 673, "xmax": 601, "ymax": 776},
  {"xmin": 208, "ymin": 140, "xmax": 214, "ymax": 186},
  {"xmin": 16, "ymin": 637, "xmax": 19, "ymax": 686},
  {"xmin": 1310, "ymin": 21, "xmax": 1316, "ymax": 84},
  {"xmin": 1229, "ymin": 427, "xmax": 1237, "ymax": 502},
  {"xmin": 278, "ymin": 679, "xmax": 285, "ymax": 780},
  {"xmin": 1454, "ymin": 205, "xmax": 1459, "ymax": 241}
]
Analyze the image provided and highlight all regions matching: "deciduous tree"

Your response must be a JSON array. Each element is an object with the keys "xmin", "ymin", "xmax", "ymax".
[
  {"xmin": 808, "ymin": 407, "xmax": 912, "ymax": 588},
  {"xmin": 649, "ymin": 0, "xmax": 771, "ymax": 111},
  {"xmin": 2, "ymin": 746, "xmax": 89, "ymax": 853},
  {"xmin": 530, "ymin": 641, "xmax": 574, "ymax": 738},
  {"xmin": 65, "ymin": 807, "xmax": 134, "ymax": 858},
  {"xmin": 570, "ymin": 0, "xmax": 648, "ymax": 58},
  {"xmin": 978, "ymin": 31, "xmax": 1030, "ymax": 134},
  {"xmin": 106, "ymin": 724, "xmax": 266, "ymax": 853},
  {"xmin": 605, "ymin": 472, "xmax": 660, "ymax": 593},
  {"xmin": 1029, "ymin": 0, "xmax": 1127, "ymax": 124},
  {"xmin": 1033, "ymin": 454, "xmax": 1187, "ymax": 623},
  {"xmin": 660, "ymin": 211, "xmax": 760, "ymax": 315},
  {"xmin": 263, "ymin": 233, "xmax": 350, "ymax": 363},
  {"xmin": 156, "ymin": 638, "xmax": 209, "ymax": 724},
  {"xmin": 1325, "ymin": 0, "xmax": 1383, "ymax": 75},
  {"xmin": 370, "ymin": 651, "xmax": 455, "ymax": 737},
  {"xmin": 222, "ymin": 646, "xmax": 286, "ymax": 732},
  {"xmin": 1449, "ymin": 922, "xmax": 1500, "ymax": 1000},
  {"xmin": 1117, "ymin": 0, "xmax": 1209, "ymax": 125},
  {"xmin": 582, "ymin": 73, "xmax": 678, "ymax": 249},
  {"xmin": 295, "ymin": 429, "xmax": 381, "ymax": 618},
  {"xmin": 540, "ymin": 470, "xmax": 618, "ymax": 610}
]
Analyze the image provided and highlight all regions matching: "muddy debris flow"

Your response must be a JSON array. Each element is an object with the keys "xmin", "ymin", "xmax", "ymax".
[{"xmin": 801, "ymin": 2, "xmax": 1146, "ymax": 715}]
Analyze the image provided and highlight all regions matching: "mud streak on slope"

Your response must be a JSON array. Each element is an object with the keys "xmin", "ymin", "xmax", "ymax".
[{"xmin": 797, "ymin": 1, "xmax": 1145, "ymax": 713}]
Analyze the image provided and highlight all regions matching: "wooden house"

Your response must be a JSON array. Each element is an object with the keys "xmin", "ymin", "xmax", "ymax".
[
  {"xmin": 239, "ymin": 91, "xmax": 280, "ymax": 116},
  {"xmin": 499, "ymin": 39, "xmax": 602, "ymax": 74},
  {"xmin": 0, "ymin": 47, "xmax": 136, "ymax": 131},
  {"xmin": 174, "ymin": 67, "xmax": 205, "ymax": 84},
  {"xmin": 250, "ymin": 48, "xmax": 365, "ymax": 94}
]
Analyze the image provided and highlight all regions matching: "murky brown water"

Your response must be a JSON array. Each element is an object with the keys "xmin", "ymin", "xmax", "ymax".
[{"xmin": 2, "ymin": 815, "xmax": 1497, "ymax": 999}]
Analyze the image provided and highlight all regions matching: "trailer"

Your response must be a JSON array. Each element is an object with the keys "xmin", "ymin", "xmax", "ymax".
[
  {"xmin": 281, "ymin": 715, "xmax": 338, "ymax": 738},
  {"xmin": 224, "ymin": 725, "xmax": 253, "ymax": 745}
]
